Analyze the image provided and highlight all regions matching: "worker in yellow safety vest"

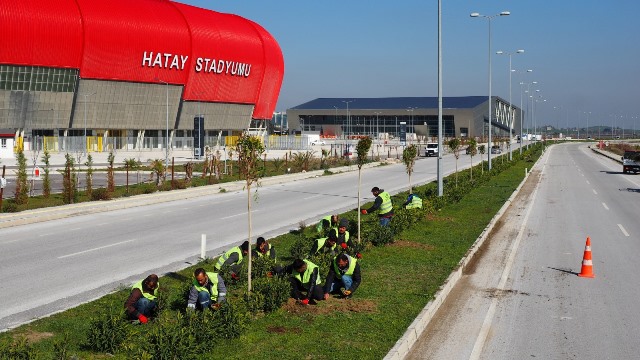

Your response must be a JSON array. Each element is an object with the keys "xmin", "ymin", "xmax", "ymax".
[
  {"xmin": 323, "ymin": 254, "xmax": 362, "ymax": 299},
  {"xmin": 284, "ymin": 259, "xmax": 324, "ymax": 305},
  {"xmin": 403, "ymin": 193, "xmax": 423, "ymax": 209},
  {"xmin": 361, "ymin": 186, "xmax": 394, "ymax": 226},
  {"xmin": 214, "ymin": 241, "xmax": 249, "ymax": 280},
  {"xmin": 124, "ymin": 274, "xmax": 159, "ymax": 324},
  {"xmin": 186, "ymin": 268, "xmax": 227, "ymax": 311}
]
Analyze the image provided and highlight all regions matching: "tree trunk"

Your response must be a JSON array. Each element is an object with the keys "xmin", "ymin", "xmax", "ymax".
[
  {"xmin": 408, "ymin": 172, "xmax": 412, "ymax": 194},
  {"xmin": 357, "ymin": 169, "xmax": 362, "ymax": 242}
]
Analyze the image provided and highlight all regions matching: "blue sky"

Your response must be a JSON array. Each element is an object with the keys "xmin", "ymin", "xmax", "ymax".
[{"xmin": 184, "ymin": 1, "xmax": 640, "ymax": 131}]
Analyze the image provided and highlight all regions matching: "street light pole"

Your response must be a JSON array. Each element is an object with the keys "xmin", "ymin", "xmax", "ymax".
[
  {"xmin": 155, "ymin": 78, "xmax": 170, "ymax": 171},
  {"xmin": 496, "ymin": 49, "xmax": 524, "ymax": 160},
  {"xmin": 374, "ymin": 111, "xmax": 382, "ymax": 141},
  {"xmin": 471, "ymin": 10, "xmax": 510, "ymax": 170},
  {"xmin": 342, "ymin": 100, "xmax": 354, "ymax": 139},
  {"xmin": 82, "ymin": 92, "xmax": 96, "ymax": 156}
]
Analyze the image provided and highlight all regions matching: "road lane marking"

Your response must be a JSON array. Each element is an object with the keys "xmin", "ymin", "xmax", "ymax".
[
  {"xmin": 96, "ymin": 223, "xmax": 109, "ymax": 226},
  {"xmin": 70, "ymin": 227, "xmax": 82, "ymax": 231},
  {"xmin": 38, "ymin": 233, "xmax": 51, "ymax": 237},
  {"xmin": 57, "ymin": 239, "xmax": 136, "ymax": 259},
  {"xmin": 618, "ymin": 224, "xmax": 630, "ymax": 237},
  {"xmin": 586, "ymin": 180, "xmax": 590, "ymax": 185},
  {"xmin": 303, "ymin": 194, "xmax": 322, "ymax": 200},
  {"xmin": 592, "ymin": 189, "xmax": 597, "ymax": 195},
  {"xmin": 220, "ymin": 210, "xmax": 259, "ymax": 220},
  {"xmin": 469, "ymin": 155, "xmax": 545, "ymax": 360},
  {"xmin": 602, "ymin": 203, "xmax": 609, "ymax": 210}
]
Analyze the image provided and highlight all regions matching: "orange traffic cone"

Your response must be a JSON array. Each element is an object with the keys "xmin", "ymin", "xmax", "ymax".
[{"xmin": 578, "ymin": 237, "xmax": 595, "ymax": 278}]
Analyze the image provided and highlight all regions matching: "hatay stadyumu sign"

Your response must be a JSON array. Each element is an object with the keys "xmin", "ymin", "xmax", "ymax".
[{"xmin": 141, "ymin": 51, "xmax": 252, "ymax": 77}]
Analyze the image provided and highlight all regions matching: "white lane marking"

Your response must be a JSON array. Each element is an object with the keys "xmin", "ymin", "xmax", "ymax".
[
  {"xmin": 592, "ymin": 189, "xmax": 597, "ymax": 195},
  {"xmin": 38, "ymin": 233, "xmax": 51, "ymax": 237},
  {"xmin": 469, "ymin": 153, "xmax": 545, "ymax": 360},
  {"xmin": 198, "ymin": 204, "xmax": 207, "ymax": 207},
  {"xmin": 96, "ymin": 223, "xmax": 109, "ymax": 226},
  {"xmin": 618, "ymin": 224, "xmax": 630, "ymax": 237},
  {"xmin": 143, "ymin": 214, "xmax": 152, "ymax": 217},
  {"xmin": 57, "ymin": 239, "xmax": 136, "ymax": 259},
  {"xmin": 586, "ymin": 180, "xmax": 590, "ymax": 185},
  {"xmin": 220, "ymin": 210, "xmax": 259, "ymax": 220},
  {"xmin": 303, "ymin": 194, "xmax": 322, "ymax": 200},
  {"xmin": 602, "ymin": 203, "xmax": 609, "ymax": 210},
  {"xmin": 70, "ymin": 227, "xmax": 82, "ymax": 231},
  {"xmin": 162, "ymin": 210, "xmax": 173, "ymax": 214}
]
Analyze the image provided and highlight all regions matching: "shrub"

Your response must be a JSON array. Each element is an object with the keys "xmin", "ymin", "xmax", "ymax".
[
  {"xmin": 84, "ymin": 311, "xmax": 129, "ymax": 354},
  {"xmin": 91, "ymin": 187, "xmax": 112, "ymax": 201},
  {"xmin": 2, "ymin": 199, "xmax": 18, "ymax": 213},
  {"xmin": 210, "ymin": 301, "xmax": 249, "ymax": 339},
  {"xmin": 129, "ymin": 311, "xmax": 198, "ymax": 359},
  {"xmin": 289, "ymin": 233, "xmax": 311, "ymax": 260},
  {"xmin": 0, "ymin": 336, "xmax": 36, "ymax": 360},
  {"xmin": 251, "ymin": 276, "xmax": 290, "ymax": 313},
  {"xmin": 364, "ymin": 224, "xmax": 395, "ymax": 246}
]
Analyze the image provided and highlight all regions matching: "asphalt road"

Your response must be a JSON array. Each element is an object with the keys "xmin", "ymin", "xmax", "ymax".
[
  {"xmin": 407, "ymin": 142, "xmax": 640, "ymax": 359},
  {"xmin": 0, "ymin": 146, "xmax": 502, "ymax": 331}
]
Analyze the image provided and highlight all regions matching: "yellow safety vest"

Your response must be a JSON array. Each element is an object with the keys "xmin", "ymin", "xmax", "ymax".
[
  {"xmin": 378, "ymin": 191, "xmax": 393, "ymax": 214},
  {"xmin": 192, "ymin": 272, "xmax": 219, "ymax": 301},
  {"xmin": 215, "ymin": 246, "xmax": 243, "ymax": 270},
  {"xmin": 333, "ymin": 255, "xmax": 357, "ymax": 276},
  {"xmin": 293, "ymin": 260, "xmax": 321, "ymax": 289},
  {"xmin": 132, "ymin": 280, "xmax": 159, "ymax": 301}
]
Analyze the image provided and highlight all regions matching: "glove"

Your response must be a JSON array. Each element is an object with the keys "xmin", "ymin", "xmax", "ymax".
[
  {"xmin": 186, "ymin": 303, "xmax": 196, "ymax": 311},
  {"xmin": 210, "ymin": 303, "xmax": 221, "ymax": 310},
  {"xmin": 356, "ymin": 253, "xmax": 362, "ymax": 259},
  {"xmin": 324, "ymin": 293, "xmax": 330, "ymax": 300},
  {"xmin": 138, "ymin": 314, "xmax": 148, "ymax": 324},
  {"xmin": 361, "ymin": 209, "xmax": 367, "ymax": 215},
  {"xmin": 342, "ymin": 289, "xmax": 352, "ymax": 296},
  {"xmin": 266, "ymin": 271, "xmax": 273, "ymax": 278},
  {"xmin": 231, "ymin": 273, "xmax": 239, "ymax": 280},
  {"xmin": 300, "ymin": 298, "xmax": 309, "ymax": 305},
  {"xmin": 340, "ymin": 243, "xmax": 347, "ymax": 250}
]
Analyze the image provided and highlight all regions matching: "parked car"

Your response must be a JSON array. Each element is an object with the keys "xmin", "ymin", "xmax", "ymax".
[
  {"xmin": 490, "ymin": 145, "xmax": 502, "ymax": 154},
  {"xmin": 310, "ymin": 139, "xmax": 326, "ymax": 146},
  {"xmin": 424, "ymin": 143, "xmax": 439, "ymax": 157},
  {"xmin": 622, "ymin": 151, "xmax": 640, "ymax": 174}
]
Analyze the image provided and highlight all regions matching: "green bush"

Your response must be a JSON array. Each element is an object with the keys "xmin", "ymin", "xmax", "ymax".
[
  {"xmin": 251, "ymin": 276, "xmax": 291, "ymax": 313},
  {"xmin": 2, "ymin": 199, "xmax": 18, "ymax": 213},
  {"xmin": 84, "ymin": 310, "xmax": 129, "ymax": 354},
  {"xmin": 289, "ymin": 233, "xmax": 312, "ymax": 260},
  {"xmin": 129, "ymin": 311, "xmax": 198, "ymax": 359},
  {"xmin": 364, "ymin": 224, "xmax": 395, "ymax": 246},
  {"xmin": 90, "ymin": 187, "xmax": 112, "ymax": 201},
  {"xmin": 0, "ymin": 336, "xmax": 36, "ymax": 360}
]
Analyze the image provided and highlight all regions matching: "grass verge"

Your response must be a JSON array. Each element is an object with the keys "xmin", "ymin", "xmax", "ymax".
[{"xmin": 0, "ymin": 145, "xmax": 543, "ymax": 359}]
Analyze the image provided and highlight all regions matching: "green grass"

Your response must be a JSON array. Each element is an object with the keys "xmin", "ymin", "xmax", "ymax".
[{"xmin": 0, "ymin": 146, "xmax": 542, "ymax": 359}]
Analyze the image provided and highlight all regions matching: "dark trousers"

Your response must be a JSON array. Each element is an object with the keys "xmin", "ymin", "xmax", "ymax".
[{"xmin": 289, "ymin": 278, "xmax": 324, "ymax": 301}]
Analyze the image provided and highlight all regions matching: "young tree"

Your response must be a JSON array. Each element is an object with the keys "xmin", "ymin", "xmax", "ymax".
[
  {"xmin": 123, "ymin": 158, "xmax": 139, "ymax": 195},
  {"xmin": 41, "ymin": 149, "xmax": 51, "ymax": 198},
  {"xmin": 402, "ymin": 144, "xmax": 418, "ymax": 194},
  {"xmin": 85, "ymin": 154, "xmax": 94, "ymax": 199},
  {"xmin": 149, "ymin": 159, "xmax": 165, "ymax": 186},
  {"xmin": 478, "ymin": 144, "xmax": 486, "ymax": 175},
  {"xmin": 447, "ymin": 138, "xmax": 461, "ymax": 186},
  {"xmin": 14, "ymin": 148, "xmax": 28, "ymax": 205},
  {"xmin": 356, "ymin": 137, "xmax": 373, "ymax": 242},
  {"xmin": 467, "ymin": 138, "xmax": 478, "ymax": 180},
  {"xmin": 235, "ymin": 132, "xmax": 265, "ymax": 292},
  {"xmin": 107, "ymin": 151, "xmax": 115, "ymax": 193},
  {"xmin": 62, "ymin": 153, "xmax": 77, "ymax": 204}
]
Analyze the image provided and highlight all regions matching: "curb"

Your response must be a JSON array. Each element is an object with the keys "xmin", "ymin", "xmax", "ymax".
[
  {"xmin": 590, "ymin": 147, "xmax": 622, "ymax": 163},
  {"xmin": 383, "ymin": 151, "xmax": 545, "ymax": 360},
  {"xmin": 0, "ymin": 161, "xmax": 385, "ymax": 229}
]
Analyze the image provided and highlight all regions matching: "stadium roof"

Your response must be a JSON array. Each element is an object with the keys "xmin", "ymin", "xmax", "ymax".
[{"xmin": 290, "ymin": 96, "xmax": 488, "ymax": 110}]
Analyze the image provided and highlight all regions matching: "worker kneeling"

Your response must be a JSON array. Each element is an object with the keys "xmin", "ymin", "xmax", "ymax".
[
  {"xmin": 324, "ymin": 253, "xmax": 361, "ymax": 299},
  {"xmin": 285, "ymin": 259, "xmax": 324, "ymax": 305},
  {"xmin": 125, "ymin": 274, "xmax": 159, "ymax": 324},
  {"xmin": 186, "ymin": 268, "xmax": 227, "ymax": 311},
  {"xmin": 403, "ymin": 193, "xmax": 423, "ymax": 209}
]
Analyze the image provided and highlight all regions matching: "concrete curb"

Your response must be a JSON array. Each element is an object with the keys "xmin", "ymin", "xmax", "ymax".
[
  {"xmin": 0, "ymin": 161, "xmax": 387, "ymax": 229},
  {"xmin": 383, "ymin": 151, "xmax": 546, "ymax": 360},
  {"xmin": 590, "ymin": 147, "xmax": 622, "ymax": 163}
]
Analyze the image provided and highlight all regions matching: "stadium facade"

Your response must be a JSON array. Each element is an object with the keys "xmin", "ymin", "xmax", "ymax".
[
  {"xmin": 287, "ymin": 96, "xmax": 522, "ymax": 141},
  {"xmin": 0, "ymin": 0, "xmax": 284, "ymax": 154}
]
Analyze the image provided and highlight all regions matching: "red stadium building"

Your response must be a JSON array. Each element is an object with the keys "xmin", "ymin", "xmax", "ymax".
[{"xmin": 0, "ymin": 0, "xmax": 284, "ymax": 153}]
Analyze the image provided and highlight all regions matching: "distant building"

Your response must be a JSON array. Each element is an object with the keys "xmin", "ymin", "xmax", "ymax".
[
  {"xmin": 287, "ymin": 96, "xmax": 522, "ymax": 140},
  {"xmin": 0, "ymin": 0, "xmax": 284, "ymax": 153}
]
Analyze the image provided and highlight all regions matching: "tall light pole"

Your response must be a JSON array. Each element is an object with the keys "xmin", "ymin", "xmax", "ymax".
[
  {"xmin": 496, "ymin": 49, "xmax": 524, "ymax": 160},
  {"xmin": 438, "ymin": 0, "xmax": 443, "ymax": 196},
  {"xmin": 81, "ymin": 92, "xmax": 96, "ymax": 155},
  {"xmin": 471, "ymin": 10, "xmax": 510, "ymax": 170},
  {"xmin": 406, "ymin": 107, "xmax": 416, "ymax": 140},
  {"xmin": 519, "ymin": 79, "xmax": 535, "ymax": 153},
  {"xmin": 584, "ymin": 111, "xmax": 591, "ymax": 139},
  {"xmin": 342, "ymin": 100, "xmax": 354, "ymax": 139}
]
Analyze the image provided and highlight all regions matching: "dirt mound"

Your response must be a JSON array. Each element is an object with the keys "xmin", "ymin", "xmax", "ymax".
[{"xmin": 282, "ymin": 297, "xmax": 378, "ymax": 315}]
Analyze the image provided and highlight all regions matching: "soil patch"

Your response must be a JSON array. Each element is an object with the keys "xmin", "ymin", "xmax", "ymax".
[
  {"xmin": 389, "ymin": 240, "xmax": 435, "ymax": 251},
  {"xmin": 13, "ymin": 330, "xmax": 54, "ymax": 343},
  {"xmin": 282, "ymin": 297, "xmax": 378, "ymax": 316}
]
